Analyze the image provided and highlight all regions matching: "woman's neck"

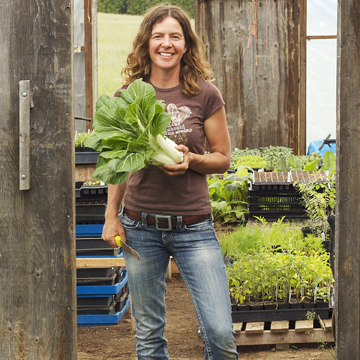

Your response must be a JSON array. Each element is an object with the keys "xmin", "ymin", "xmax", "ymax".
[{"xmin": 149, "ymin": 67, "xmax": 181, "ymax": 89}]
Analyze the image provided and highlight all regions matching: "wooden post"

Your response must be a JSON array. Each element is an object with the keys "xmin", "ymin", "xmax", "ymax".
[
  {"xmin": 299, "ymin": 0, "xmax": 307, "ymax": 155},
  {"xmin": 0, "ymin": 1, "xmax": 76, "ymax": 359},
  {"xmin": 84, "ymin": 0, "xmax": 97, "ymax": 130},
  {"xmin": 336, "ymin": 0, "xmax": 360, "ymax": 357}
]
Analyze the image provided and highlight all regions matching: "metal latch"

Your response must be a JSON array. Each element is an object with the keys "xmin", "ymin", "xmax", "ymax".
[{"xmin": 19, "ymin": 80, "xmax": 31, "ymax": 190}]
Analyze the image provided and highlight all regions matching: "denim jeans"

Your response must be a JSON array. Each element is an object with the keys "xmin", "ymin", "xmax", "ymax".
[{"xmin": 120, "ymin": 212, "xmax": 238, "ymax": 360}]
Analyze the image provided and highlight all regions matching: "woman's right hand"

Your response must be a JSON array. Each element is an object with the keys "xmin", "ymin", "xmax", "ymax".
[{"xmin": 102, "ymin": 215, "xmax": 126, "ymax": 248}]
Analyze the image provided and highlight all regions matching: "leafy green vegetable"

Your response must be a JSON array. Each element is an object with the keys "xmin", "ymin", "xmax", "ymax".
[{"xmin": 84, "ymin": 79, "xmax": 183, "ymax": 184}]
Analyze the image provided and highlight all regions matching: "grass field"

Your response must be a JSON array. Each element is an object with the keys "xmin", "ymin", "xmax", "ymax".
[{"xmin": 97, "ymin": 13, "xmax": 143, "ymax": 96}]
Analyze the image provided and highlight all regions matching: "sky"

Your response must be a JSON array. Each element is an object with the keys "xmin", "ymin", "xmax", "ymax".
[{"xmin": 306, "ymin": 0, "xmax": 337, "ymax": 149}]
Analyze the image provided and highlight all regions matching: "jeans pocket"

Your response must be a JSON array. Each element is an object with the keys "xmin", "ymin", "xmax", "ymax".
[
  {"xmin": 120, "ymin": 213, "xmax": 141, "ymax": 230},
  {"xmin": 183, "ymin": 217, "xmax": 214, "ymax": 232}
]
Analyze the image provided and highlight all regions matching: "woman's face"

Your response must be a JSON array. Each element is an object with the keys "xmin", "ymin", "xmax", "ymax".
[{"xmin": 148, "ymin": 16, "xmax": 187, "ymax": 75}]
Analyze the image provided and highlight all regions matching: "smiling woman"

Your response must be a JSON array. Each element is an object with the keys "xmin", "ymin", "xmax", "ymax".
[
  {"xmin": 99, "ymin": 4, "xmax": 238, "ymax": 359},
  {"xmin": 148, "ymin": 17, "xmax": 188, "ymax": 87}
]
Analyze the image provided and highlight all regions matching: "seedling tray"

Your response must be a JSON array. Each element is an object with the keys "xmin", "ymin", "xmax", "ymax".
[
  {"xmin": 77, "ymin": 273, "xmax": 118, "ymax": 286},
  {"xmin": 77, "ymin": 297, "xmax": 130, "ymax": 326},
  {"xmin": 76, "ymin": 267, "xmax": 121, "ymax": 279},
  {"xmin": 76, "ymin": 224, "xmax": 104, "ymax": 237},
  {"xmin": 76, "ymin": 236, "xmax": 121, "ymax": 256},
  {"xmin": 75, "ymin": 151, "xmax": 99, "ymax": 165},
  {"xmin": 232, "ymin": 306, "xmax": 332, "ymax": 323},
  {"xmin": 77, "ymin": 272, "xmax": 128, "ymax": 297},
  {"xmin": 76, "ymin": 185, "xmax": 108, "ymax": 201},
  {"xmin": 76, "ymin": 203, "xmax": 107, "ymax": 223},
  {"xmin": 248, "ymin": 187, "xmax": 307, "ymax": 221},
  {"xmin": 77, "ymin": 296, "xmax": 114, "ymax": 308}
]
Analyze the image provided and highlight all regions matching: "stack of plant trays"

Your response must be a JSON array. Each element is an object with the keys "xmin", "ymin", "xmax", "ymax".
[
  {"xmin": 76, "ymin": 224, "xmax": 129, "ymax": 326},
  {"xmin": 76, "ymin": 183, "xmax": 108, "ymax": 225},
  {"xmin": 248, "ymin": 171, "xmax": 328, "ymax": 221},
  {"xmin": 77, "ymin": 266, "xmax": 130, "ymax": 326},
  {"xmin": 75, "ymin": 182, "xmax": 130, "ymax": 326}
]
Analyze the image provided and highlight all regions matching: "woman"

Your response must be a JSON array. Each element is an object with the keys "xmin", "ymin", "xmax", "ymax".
[{"xmin": 102, "ymin": 4, "xmax": 238, "ymax": 359}]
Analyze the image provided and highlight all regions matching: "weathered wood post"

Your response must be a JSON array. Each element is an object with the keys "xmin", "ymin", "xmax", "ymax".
[
  {"xmin": 336, "ymin": 0, "xmax": 360, "ymax": 358},
  {"xmin": 195, "ymin": 0, "xmax": 298, "ymax": 152},
  {"xmin": 0, "ymin": 1, "xmax": 77, "ymax": 359}
]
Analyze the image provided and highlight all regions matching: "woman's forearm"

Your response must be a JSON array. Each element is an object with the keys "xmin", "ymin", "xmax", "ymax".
[{"xmin": 105, "ymin": 183, "xmax": 128, "ymax": 219}]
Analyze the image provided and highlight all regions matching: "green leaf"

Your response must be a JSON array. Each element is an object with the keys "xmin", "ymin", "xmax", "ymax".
[
  {"xmin": 108, "ymin": 152, "xmax": 146, "ymax": 172},
  {"xmin": 84, "ymin": 133, "xmax": 103, "ymax": 151}
]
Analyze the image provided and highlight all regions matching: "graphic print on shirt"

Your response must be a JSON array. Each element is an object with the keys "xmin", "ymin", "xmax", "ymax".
[{"xmin": 164, "ymin": 104, "xmax": 193, "ymax": 145}]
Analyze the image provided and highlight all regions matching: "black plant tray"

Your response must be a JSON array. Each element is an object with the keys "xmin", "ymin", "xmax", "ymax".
[
  {"xmin": 76, "ymin": 185, "xmax": 108, "ymax": 202},
  {"xmin": 232, "ymin": 306, "xmax": 332, "ymax": 323},
  {"xmin": 76, "ymin": 203, "xmax": 107, "ymax": 223},
  {"xmin": 77, "ymin": 273, "xmax": 118, "ymax": 286},
  {"xmin": 76, "ymin": 237, "xmax": 121, "ymax": 256},
  {"xmin": 77, "ymin": 296, "xmax": 114, "ymax": 309},
  {"xmin": 75, "ymin": 151, "xmax": 99, "ymax": 165},
  {"xmin": 77, "ymin": 267, "xmax": 122, "ymax": 279},
  {"xmin": 77, "ymin": 293, "xmax": 129, "ymax": 315},
  {"xmin": 76, "ymin": 237, "xmax": 113, "ymax": 249},
  {"xmin": 77, "ymin": 304, "xmax": 117, "ymax": 315},
  {"xmin": 76, "ymin": 248, "xmax": 121, "ymax": 257},
  {"xmin": 248, "ymin": 187, "xmax": 307, "ymax": 221}
]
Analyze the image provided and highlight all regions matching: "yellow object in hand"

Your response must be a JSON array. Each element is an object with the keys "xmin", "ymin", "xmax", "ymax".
[{"xmin": 114, "ymin": 235, "xmax": 121, "ymax": 247}]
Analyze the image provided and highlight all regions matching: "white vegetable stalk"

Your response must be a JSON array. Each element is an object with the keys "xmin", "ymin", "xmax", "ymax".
[{"xmin": 148, "ymin": 134, "xmax": 183, "ymax": 166}]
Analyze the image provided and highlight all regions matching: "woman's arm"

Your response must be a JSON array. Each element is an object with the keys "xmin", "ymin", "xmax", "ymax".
[
  {"xmin": 102, "ymin": 182, "xmax": 128, "ymax": 247},
  {"xmin": 161, "ymin": 106, "xmax": 231, "ymax": 175}
]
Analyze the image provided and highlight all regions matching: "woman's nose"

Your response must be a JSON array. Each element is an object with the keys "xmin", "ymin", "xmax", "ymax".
[{"xmin": 162, "ymin": 36, "xmax": 172, "ymax": 47}]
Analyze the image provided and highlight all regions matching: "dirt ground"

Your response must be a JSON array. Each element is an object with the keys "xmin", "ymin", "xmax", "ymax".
[{"xmin": 77, "ymin": 274, "xmax": 335, "ymax": 360}]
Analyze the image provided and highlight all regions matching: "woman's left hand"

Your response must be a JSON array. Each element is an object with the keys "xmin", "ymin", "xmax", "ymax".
[{"xmin": 159, "ymin": 145, "xmax": 191, "ymax": 176}]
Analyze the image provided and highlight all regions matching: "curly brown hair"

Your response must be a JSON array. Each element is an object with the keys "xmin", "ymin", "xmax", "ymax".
[{"xmin": 121, "ymin": 3, "xmax": 213, "ymax": 97}]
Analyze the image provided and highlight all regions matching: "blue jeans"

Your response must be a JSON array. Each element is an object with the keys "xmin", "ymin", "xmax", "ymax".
[{"xmin": 120, "ymin": 212, "xmax": 238, "ymax": 360}]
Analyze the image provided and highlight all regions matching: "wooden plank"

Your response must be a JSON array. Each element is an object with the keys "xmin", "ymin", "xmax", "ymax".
[
  {"xmin": 170, "ymin": 258, "xmax": 180, "ymax": 274},
  {"xmin": 271, "ymin": 321, "xmax": 289, "ymax": 333},
  {"xmin": 166, "ymin": 257, "xmax": 172, "ymax": 280},
  {"xmin": 233, "ymin": 323, "xmax": 243, "ymax": 335},
  {"xmin": 245, "ymin": 322, "xmax": 264, "ymax": 334},
  {"xmin": 336, "ymin": 0, "xmax": 360, "ymax": 358},
  {"xmin": 322, "ymin": 319, "xmax": 332, "ymax": 332},
  {"xmin": 76, "ymin": 257, "xmax": 126, "ymax": 268},
  {"xmin": 295, "ymin": 320, "xmax": 313, "ymax": 332},
  {"xmin": 84, "ymin": 0, "xmax": 93, "ymax": 129},
  {"xmin": 75, "ymin": 164, "xmax": 97, "ymax": 182},
  {"xmin": 0, "ymin": 0, "xmax": 76, "ymax": 358},
  {"xmin": 299, "ymin": 0, "xmax": 307, "ymax": 155},
  {"xmin": 235, "ymin": 328, "xmax": 334, "ymax": 346},
  {"xmin": 307, "ymin": 35, "xmax": 337, "ymax": 40}
]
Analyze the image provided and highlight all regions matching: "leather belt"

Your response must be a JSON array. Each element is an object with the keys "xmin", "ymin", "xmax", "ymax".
[{"xmin": 125, "ymin": 208, "xmax": 211, "ymax": 231}]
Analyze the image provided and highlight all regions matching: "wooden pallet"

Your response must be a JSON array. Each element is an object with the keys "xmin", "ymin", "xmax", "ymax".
[{"xmin": 233, "ymin": 319, "xmax": 334, "ymax": 346}]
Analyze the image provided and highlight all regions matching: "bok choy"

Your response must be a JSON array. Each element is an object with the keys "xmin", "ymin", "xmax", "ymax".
[{"xmin": 84, "ymin": 79, "xmax": 183, "ymax": 185}]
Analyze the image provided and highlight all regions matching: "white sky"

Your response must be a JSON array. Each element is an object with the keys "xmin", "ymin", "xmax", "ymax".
[{"xmin": 306, "ymin": 0, "xmax": 337, "ymax": 148}]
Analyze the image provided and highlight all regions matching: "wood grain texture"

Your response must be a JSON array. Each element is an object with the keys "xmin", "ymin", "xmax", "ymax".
[
  {"xmin": 0, "ymin": 0, "xmax": 76, "ymax": 359},
  {"xmin": 336, "ymin": 0, "xmax": 360, "ymax": 358},
  {"xmin": 195, "ymin": 0, "xmax": 299, "ymax": 152}
]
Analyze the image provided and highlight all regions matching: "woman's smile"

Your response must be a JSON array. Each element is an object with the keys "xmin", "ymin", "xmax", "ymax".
[{"xmin": 149, "ymin": 17, "xmax": 187, "ymax": 74}]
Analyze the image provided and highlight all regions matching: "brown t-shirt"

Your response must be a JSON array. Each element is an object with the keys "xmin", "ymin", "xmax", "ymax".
[{"xmin": 116, "ymin": 78, "xmax": 225, "ymax": 216}]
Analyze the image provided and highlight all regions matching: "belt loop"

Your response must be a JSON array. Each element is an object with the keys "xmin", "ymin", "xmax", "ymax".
[
  {"xmin": 176, "ymin": 215, "xmax": 183, "ymax": 230},
  {"xmin": 141, "ymin": 212, "xmax": 148, "ymax": 226}
]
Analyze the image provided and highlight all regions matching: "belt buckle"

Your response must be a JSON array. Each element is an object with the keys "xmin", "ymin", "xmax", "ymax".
[{"xmin": 155, "ymin": 215, "xmax": 172, "ymax": 231}]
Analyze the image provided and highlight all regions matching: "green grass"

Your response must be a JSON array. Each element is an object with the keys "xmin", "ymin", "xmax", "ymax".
[{"xmin": 97, "ymin": 13, "xmax": 143, "ymax": 96}]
